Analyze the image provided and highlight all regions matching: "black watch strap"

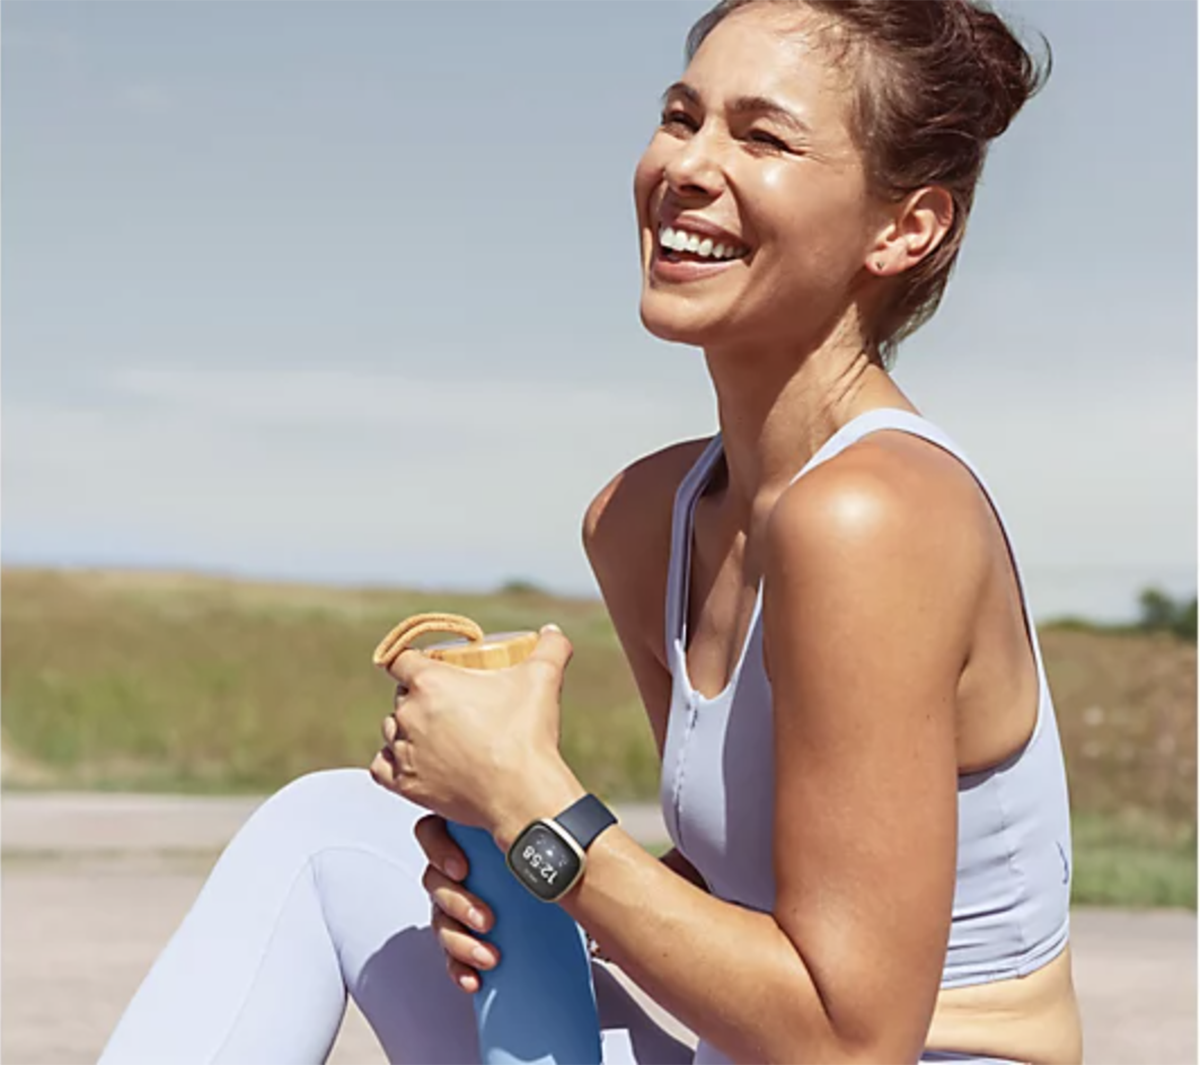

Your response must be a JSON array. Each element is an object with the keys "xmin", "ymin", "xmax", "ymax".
[{"xmin": 553, "ymin": 794, "xmax": 617, "ymax": 852}]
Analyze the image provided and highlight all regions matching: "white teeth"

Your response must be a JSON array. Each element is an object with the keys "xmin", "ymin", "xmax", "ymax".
[{"xmin": 657, "ymin": 225, "xmax": 746, "ymax": 261}]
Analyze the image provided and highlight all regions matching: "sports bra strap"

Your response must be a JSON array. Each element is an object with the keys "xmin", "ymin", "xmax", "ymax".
[{"xmin": 664, "ymin": 436, "xmax": 724, "ymax": 661}]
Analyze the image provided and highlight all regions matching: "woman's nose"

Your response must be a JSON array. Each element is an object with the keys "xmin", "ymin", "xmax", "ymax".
[{"xmin": 663, "ymin": 127, "xmax": 725, "ymax": 199}]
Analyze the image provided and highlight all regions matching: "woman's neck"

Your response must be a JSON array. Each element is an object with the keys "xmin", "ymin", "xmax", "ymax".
[{"xmin": 702, "ymin": 334, "xmax": 913, "ymax": 529}]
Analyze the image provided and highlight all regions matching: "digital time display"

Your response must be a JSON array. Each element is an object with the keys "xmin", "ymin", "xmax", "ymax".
[{"xmin": 507, "ymin": 822, "xmax": 581, "ymax": 902}]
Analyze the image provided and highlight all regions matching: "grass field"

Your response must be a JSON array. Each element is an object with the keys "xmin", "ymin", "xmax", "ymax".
[{"xmin": 2, "ymin": 567, "xmax": 1194, "ymax": 908}]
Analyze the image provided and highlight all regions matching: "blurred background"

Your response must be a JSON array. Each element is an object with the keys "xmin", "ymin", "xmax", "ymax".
[{"xmin": 2, "ymin": 2, "xmax": 1196, "ymax": 1063}]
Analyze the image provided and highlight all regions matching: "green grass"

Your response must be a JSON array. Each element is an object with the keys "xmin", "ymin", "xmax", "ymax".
[
  {"xmin": 1070, "ymin": 813, "xmax": 1196, "ymax": 909},
  {"xmin": 3, "ymin": 567, "xmax": 1195, "ymax": 909},
  {"xmin": 0, "ymin": 568, "xmax": 659, "ymax": 801}
]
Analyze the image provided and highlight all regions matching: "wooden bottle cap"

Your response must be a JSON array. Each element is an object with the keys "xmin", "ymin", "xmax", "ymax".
[{"xmin": 423, "ymin": 630, "xmax": 539, "ymax": 671}]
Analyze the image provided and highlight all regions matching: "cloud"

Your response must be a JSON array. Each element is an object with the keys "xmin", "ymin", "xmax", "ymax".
[
  {"xmin": 110, "ymin": 366, "xmax": 684, "ymax": 433},
  {"xmin": 5, "ymin": 356, "xmax": 1193, "ymax": 615},
  {"xmin": 4, "ymin": 366, "xmax": 716, "ymax": 592}
]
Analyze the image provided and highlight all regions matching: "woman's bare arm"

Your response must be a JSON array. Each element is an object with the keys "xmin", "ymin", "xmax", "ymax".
[
  {"xmin": 492, "ymin": 441, "xmax": 985, "ymax": 1063},
  {"xmin": 582, "ymin": 440, "xmax": 707, "ymax": 756}
]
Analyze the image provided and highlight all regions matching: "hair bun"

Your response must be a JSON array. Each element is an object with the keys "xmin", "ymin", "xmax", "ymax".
[{"xmin": 956, "ymin": 0, "xmax": 1052, "ymax": 140}]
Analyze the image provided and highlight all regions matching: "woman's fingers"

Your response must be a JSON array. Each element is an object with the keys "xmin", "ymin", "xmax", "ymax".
[
  {"xmin": 447, "ymin": 956, "xmax": 481, "ymax": 994},
  {"xmin": 374, "ymin": 720, "xmax": 414, "ymax": 780},
  {"xmin": 381, "ymin": 714, "xmax": 399, "ymax": 745},
  {"xmin": 431, "ymin": 908, "xmax": 500, "ymax": 980},
  {"xmin": 422, "ymin": 863, "xmax": 494, "ymax": 935},
  {"xmin": 369, "ymin": 748, "xmax": 397, "ymax": 789},
  {"xmin": 371, "ymin": 687, "xmax": 410, "ymax": 791},
  {"xmin": 414, "ymin": 813, "xmax": 469, "ymax": 882},
  {"xmin": 422, "ymin": 842, "xmax": 501, "ymax": 994}
]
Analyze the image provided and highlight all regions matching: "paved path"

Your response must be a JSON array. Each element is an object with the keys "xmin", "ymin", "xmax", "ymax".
[
  {"xmin": 2, "ymin": 793, "xmax": 1194, "ymax": 1064},
  {"xmin": 0, "ymin": 792, "xmax": 672, "ymax": 858}
]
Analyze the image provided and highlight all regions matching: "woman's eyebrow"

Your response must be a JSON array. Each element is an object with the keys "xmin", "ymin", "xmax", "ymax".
[
  {"xmin": 660, "ymin": 81, "xmax": 702, "ymax": 108},
  {"xmin": 660, "ymin": 82, "xmax": 812, "ymax": 137},
  {"xmin": 728, "ymin": 94, "xmax": 813, "ymax": 137}
]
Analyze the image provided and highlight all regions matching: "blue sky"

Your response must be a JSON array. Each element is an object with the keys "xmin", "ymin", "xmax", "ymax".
[{"xmin": 3, "ymin": 1, "xmax": 1196, "ymax": 621}]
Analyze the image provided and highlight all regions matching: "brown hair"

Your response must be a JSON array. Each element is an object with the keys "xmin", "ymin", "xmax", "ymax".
[{"xmin": 685, "ymin": 0, "xmax": 1051, "ymax": 366}]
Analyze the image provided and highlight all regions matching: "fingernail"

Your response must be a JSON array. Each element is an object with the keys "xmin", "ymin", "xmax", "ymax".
[
  {"xmin": 542, "ymin": 623, "xmax": 562, "ymax": 634},
  {"xmin": 459, "ymin": 974, "xmax": 475, "ymax": 992},
  {"xmin": 473, "ymin": 945, "xmax": 494, "ymax": 966},
  {"xmin": 446, "ymin": 858, "xmax": 466, "ymax": 880},
  {"xmin": 468, "ymin": 907, "xmax": 487, "ymax": 930}
]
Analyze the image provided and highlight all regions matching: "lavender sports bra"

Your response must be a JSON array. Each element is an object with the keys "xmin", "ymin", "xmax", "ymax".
[{"xmin": 658, "ymin": 410, "xmax": 1072, "ymax": 1012}]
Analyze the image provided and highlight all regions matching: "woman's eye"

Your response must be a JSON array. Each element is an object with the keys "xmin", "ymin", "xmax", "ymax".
[
  {"xmin": 661, "ymin": 110, "xmax": 697, "ymax": 132},
  {"xmin": 747, "ymin": 130, "xmax": 789, "ymax": 151}
]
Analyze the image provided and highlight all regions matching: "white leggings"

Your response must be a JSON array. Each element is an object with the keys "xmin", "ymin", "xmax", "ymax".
[{"xmin": 97, "ymin": 768, "xmax": 695, "ymax": 1065}]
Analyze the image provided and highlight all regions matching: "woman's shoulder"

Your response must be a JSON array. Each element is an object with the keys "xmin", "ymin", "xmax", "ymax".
[
  {"xmin": 582, "ymin": 436, "xmax": 712, "ymax": 565},
  {"xmin": 582, "ymin": 437, "xmax": 712, "ymax": 661}
]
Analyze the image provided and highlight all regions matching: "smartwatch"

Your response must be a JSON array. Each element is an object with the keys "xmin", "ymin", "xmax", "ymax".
[{"xmin": 505, "ymin": 794, "xmax": 618, "ymax": 903}]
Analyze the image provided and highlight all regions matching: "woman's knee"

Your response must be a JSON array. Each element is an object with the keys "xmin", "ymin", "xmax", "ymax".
[
  {"xmin": 238, "ymin": 767, "xmax": 425, "ymax": 859},
  {"xmin": 267, "ymin": 766, "xmax": 381, "ymax": 810}
]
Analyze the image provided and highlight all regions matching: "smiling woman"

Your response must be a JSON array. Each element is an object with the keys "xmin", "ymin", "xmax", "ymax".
[
  {"xmin": 97, "ymin": 3, "xmax": 1079, "ymax": 1064},
  {"xmin": 638, "ymin": 0, "xmax": 1048, "ymax": 366}
]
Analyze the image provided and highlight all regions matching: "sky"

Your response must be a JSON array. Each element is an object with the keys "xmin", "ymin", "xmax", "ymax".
[{"xmin": 3, "ymin": 0, "xmax": 1196, "ymax": 622}]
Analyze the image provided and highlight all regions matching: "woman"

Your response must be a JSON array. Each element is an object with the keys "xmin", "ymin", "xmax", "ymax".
[{"xmin": 100, "ymin": 1, "xmax": 1081, "ymax": 1063}]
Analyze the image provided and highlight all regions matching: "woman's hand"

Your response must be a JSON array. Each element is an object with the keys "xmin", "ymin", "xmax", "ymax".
[
  {"xmin": 415, "ymin": 813, "xmax": 500, "ymax": 994},
  {"xmin": 369, "ymin": 625, "xmax": 585, "ymax": 842}
]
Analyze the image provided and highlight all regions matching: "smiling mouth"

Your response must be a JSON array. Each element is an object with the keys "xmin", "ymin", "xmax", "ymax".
[{"xmin": 656, "ymin": 225, "xmax": 749, "ymax": 264}]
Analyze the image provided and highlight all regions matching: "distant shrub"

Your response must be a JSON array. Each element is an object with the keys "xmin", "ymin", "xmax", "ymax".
[
  {"xmin": 1137, "ymin": 588, "xmax": 1198, "ymax": 642},
  {"xmin": 498, "ymin": 578, "xmax": 546, "ymax": 596},
  {"xmin": 1042, "ymin": 616, "xmax": 1132, "ymax": 636},
  {"xmin": 1172, "ymin": 597, "xmax": 1197, "ymax": 641}
]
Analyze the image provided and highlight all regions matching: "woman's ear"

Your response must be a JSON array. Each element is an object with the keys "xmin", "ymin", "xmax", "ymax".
[{"xmin": 867, "ymin": 186, "xmax": 954, "ymax": 277}]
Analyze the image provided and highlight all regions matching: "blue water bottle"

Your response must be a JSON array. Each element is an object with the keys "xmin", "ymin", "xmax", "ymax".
[
  {"xmin": 421, "ymin": 628, "xmax": 603, "ymax": 1065},
  {"xmin": 447, "ymin": 821, "xmax": 601, "ymax": 1064}
]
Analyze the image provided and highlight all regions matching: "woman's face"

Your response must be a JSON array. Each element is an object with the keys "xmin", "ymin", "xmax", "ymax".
[{"xmin": 635, "ymin": 4, "xmax": 882, "ymax": 352}]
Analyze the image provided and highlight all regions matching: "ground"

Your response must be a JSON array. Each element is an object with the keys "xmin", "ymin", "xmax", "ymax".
[{"xmin": 1, "ymin": 793, "xmax": 1194, "ymax": 1065}]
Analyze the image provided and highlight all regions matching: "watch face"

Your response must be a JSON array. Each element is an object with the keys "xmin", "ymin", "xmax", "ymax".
[{"xmin": 508, "ymin": 822, "xmax": 581, "ymax": 901}]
